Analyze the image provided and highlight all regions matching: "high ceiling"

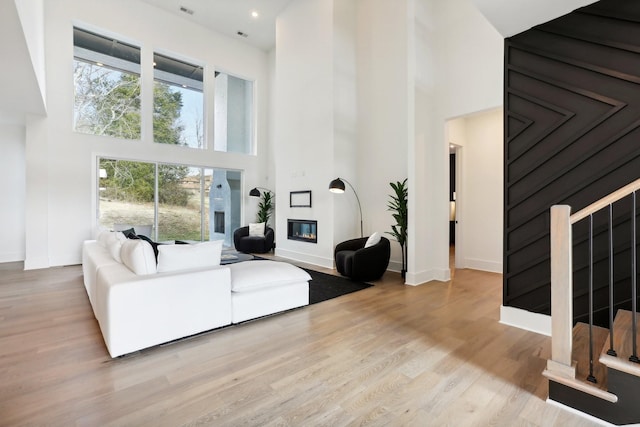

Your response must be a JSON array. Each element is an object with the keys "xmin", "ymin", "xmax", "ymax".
[{"xmin": 140, "ymin": 0, "xmax": 294, "ymax": 51}]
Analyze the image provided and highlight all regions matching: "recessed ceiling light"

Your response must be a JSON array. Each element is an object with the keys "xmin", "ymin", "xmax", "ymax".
[
  {"xmin": 179, "ymin": 5, "xmax": 194, "ymax": 15},
  {"xmin": 251, "ymin": 10, "xmax": 259, "ymax": 18}
]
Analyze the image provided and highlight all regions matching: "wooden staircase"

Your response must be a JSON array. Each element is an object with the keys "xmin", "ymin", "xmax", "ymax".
[
  {"xmin": 545, "ymin": 310, "xmax": 640, "ymax": 425},
  {"xmin": 544, "ymin": 179, "xmax": 640, "ymax": 425}
]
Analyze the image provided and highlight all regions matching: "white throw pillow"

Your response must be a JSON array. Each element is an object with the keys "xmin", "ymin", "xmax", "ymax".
[
  {"xmin": 364, "ymin": 231, "xmax": 381, "ymax": 248},
  {"xmin": 120, "ymin": 239, "xmax": 157, "ymax": 275},
  {"xmin": 106, "ymin": 231, "xmax": 126, "ymax": 263},
  {"xmin": 249, "ymin": 222, "xmax": 266, "ymax": 237},
  {"xmin": 156, "ymin": 240, "xmax": 223, "ymax": 273}
]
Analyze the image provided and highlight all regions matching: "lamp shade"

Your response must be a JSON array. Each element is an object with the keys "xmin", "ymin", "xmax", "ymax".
[
  {"xmin": 329, "ymin": 178, "xmax": 345, "ymax": 193},
  {"xmin": 249, "ymin": 187, "xmax": 261, "ymax": 197}
]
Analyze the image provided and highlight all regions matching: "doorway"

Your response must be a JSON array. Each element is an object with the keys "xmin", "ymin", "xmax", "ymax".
[
  {"xmin": 445, "ymin": 108, "xmax": 504, "ymax": 275},
  {"xmin": 449, "ymin": 145, "xmax": 458, "ymax": 272}
]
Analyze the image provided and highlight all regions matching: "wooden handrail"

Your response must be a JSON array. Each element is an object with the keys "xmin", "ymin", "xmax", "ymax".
[{"xmin": 571, "ymin": 178, "xmax": 640, "ymax": 224}]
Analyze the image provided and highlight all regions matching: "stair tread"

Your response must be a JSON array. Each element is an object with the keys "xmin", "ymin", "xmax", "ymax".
[
  {"xmin": 599, "ymin": 309, "xmax": 640, "ymax": 377},
  {"xmin": 573, "ymin": 322, "xmax": 609, "ymax": 391}
]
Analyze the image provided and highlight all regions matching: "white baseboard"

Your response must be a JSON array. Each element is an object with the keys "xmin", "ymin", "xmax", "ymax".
[
  {"xmin": 387, "ymin": 260, "xmax": 402, "ymax": 273},
  {"xmin": 274, "ymin": 248, "xmax": 334, "ymax": 269},
  {"xmin": 23, "ymin": 255, "xmax": 50, "ymax": 271},
  {"xmin": 405, "ymin": 268, "xmax": 451, "ymax": 286},
  {"xmin": 500, "ymin": 305, "xmax": 551, "ymax": 336},
  {"xmin": 463, "ymin": 257, "xmax": 503, "ymax": 274}
]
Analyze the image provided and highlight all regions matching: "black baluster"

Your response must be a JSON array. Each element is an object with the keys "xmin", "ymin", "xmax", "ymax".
[
  {"xmin": 631, "ymin": 191, "xmax": 639, "ymax": 364},
  {"xmin": 588, "ymin": 214, "xmax": 597, "ymax": 383},
  {"xmin": 607, "ymin": 204, "xmax": 617, "ymax": 357}
]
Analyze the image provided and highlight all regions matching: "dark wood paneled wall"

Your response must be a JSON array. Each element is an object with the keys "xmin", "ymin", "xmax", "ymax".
[{"xmin": 504, "ymin": 0, "xmax": 640, "ymax": 324}]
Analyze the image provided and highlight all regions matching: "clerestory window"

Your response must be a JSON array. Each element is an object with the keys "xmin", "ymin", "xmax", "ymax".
[
  {"xmin": 214, "ymin": 72, "xmax": 254, "ymax": 154},
  {"xmin": 153, "ymin": 53, "xmax": 204, "ymax": 148},
  {"xmin": 73, "ymin": 27, "xmax": 141, "ymax": 139}
]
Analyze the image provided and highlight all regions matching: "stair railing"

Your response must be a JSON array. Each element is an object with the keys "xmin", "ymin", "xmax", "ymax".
[{"xmin": 544, "ymin": 178, "xmax": 640, "ymax": 401}]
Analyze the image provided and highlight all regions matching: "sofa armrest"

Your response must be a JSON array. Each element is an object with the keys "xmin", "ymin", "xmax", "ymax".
[
  {"xmin": 264, "ymin": 227, "xmax": 275, "ymax": 250},
  {"xmin": 95, "ymin": 265, "xmax": 232, "ymax": 357},
  {"xmin": 233, "ymin": 226, "xmax": 249, "ymax": 249},
  {"xmin": 334, "ymin": 237, "xmax": 367, "ymax": 255}
]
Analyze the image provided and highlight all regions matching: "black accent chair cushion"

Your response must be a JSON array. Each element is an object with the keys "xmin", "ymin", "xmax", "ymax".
[
  {"xmin": 334, "ymin": 236, "xmax": 391, "ymax": 282},
  {"xmin": 233, "ymin": 226, "xmax": 275, "ymax": 254}
]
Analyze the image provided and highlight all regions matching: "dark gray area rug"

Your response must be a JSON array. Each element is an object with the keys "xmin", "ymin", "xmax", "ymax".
[
  {"xmin": 304, "ymin": 268, "xmax": 372, "ymax": 304},
  {"xmin": 251, "ymin": 255, "xmax": 372, "ymax": 304}
]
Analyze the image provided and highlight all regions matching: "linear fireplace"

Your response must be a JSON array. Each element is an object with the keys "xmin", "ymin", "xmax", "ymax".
[{"xmin": 287, "ymin": 219, "xmax": 317, "ymax": 243}]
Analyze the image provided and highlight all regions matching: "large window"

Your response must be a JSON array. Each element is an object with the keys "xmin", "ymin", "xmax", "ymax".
[
  {"xmin": 98, "ymin": 158, "xmax": 241, "ymax": 245},
  {"xmin": 214, "ymin": 72, "xmax": 254, "ymax": 154},
  {"xmin": 73, "ymin": 27, "xmax": 141, "ymax": 139},
  {"xmin": 153, "ymin": 53, "xmax": 204, "ymax": 148},
  {"xmin": 73, "ymin": 28, "xmax": 257, "ymax": 153}
]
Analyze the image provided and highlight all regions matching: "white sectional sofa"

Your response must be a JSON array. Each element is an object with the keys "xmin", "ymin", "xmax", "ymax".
[{"xmin": 82, "ymin": 232, "xmax": 311, "ymax": 357}]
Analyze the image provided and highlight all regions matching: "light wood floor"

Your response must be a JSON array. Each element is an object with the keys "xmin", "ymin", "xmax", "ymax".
[{"xmin": 0, "ymin": 255, "xmax": 600, "ymax": 426}]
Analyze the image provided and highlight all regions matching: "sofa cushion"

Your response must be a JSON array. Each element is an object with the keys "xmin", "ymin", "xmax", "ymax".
[
  {"xmin": 120, "ymin": 239, "xmax": 157, "ymax": 275},
  {"xmin": 229, "ymin": 260, "xmax": 311, "ymax": 292},
  {"xmin": 105, "ymin": 231, "xmax": 126, "ymax": 263},
  {"xmin": 157, "ymin": 240, "xmax": 223, "ymax": 273},
  {"xmin": 136, "ymin": 234, "xmax": 165, "ymax": 261},
  {"xmin": 96, "ymin": 229, "xmax": 112, "ymax": 247}
]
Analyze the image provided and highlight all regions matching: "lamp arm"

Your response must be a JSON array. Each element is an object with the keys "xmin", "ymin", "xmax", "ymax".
[{"xmin": 340, "ymin": 177, "xmax": 363, "ymax": 238}]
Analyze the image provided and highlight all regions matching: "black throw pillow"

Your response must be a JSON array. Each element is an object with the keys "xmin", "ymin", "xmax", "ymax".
[
  {"xmin": 121, "ymin": 228, "xmax": 138, "ymax": 239},
  {"xmin": 137, "ymin": 234, "xmax": 163, "ymax": 262}
]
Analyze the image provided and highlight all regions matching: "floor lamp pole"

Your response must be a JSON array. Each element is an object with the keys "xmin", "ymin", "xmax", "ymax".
[{"xmin": 341, "ymin": 178, "xmax": 363, "ymax": 238}]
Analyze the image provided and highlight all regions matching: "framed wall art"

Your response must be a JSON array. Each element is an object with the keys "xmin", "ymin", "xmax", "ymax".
[{"xmin": 290, "ymin": 190, "xmax": 312, "ymax": 208}]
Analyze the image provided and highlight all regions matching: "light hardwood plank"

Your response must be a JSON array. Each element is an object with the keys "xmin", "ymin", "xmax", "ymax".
[{"xmin": 0, "ymin": 257, "xmax": 603, "ymax": 426}]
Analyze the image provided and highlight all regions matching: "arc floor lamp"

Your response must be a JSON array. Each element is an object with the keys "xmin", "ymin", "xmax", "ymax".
[{"xmin": 329, "ymin": 177, "xmax": 363, "ymax": 238}]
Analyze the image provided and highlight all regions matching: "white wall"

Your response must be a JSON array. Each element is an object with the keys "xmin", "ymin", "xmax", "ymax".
[
  {"xmin": 273, "ymin": 0, "xmax": 502, "ymax": 279},
  {"xmin": 449, "ymin": 108, "xmax": 503, "ymax": 273},
  {"xmin": 332, "ymin": 0, "xmax": 358, "ymax": 245},
  {"xmin": 408, "ymin": 0, "xmax": 503, "ymax": 285},
  {"xmin": 274, "ymin": 0, "xmax": 337, "ymax": 267},
  {"xmin": 356, "ymin": 0, "xmax": 411, "ymax": 273},
  {"xmin": 0, "ymin": 123, "xmax": 26, "ymax": 262},
  {"xmin": 22, "ymin": 0, "xmax": 270, "ymax": 268},
  {"xmin": 274, "ymin": 0, "xmax": 367, "ymax": 268},
  {"xmin": 0, "ymin": 0, "xmax": 46, "ymax": 118},
  {"xmin": 14, "ymin": 0, "xmax": 46, "ymax": 110}
]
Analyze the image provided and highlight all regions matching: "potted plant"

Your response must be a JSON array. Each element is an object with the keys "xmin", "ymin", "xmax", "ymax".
[
  {"xmin": 387, "ymin": 179, "xmax": 408, "ymax": 278},
  {"xmin": 257, "ymin": 191, "xmax": 274, "ymax": 226}
]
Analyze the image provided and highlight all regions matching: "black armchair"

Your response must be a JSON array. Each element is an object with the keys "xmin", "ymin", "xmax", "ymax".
[
  {"xmin": 233, "ymin": 226, "xmax": 275, "ymax": 253},
  {"xmin": 334, "ymin": 236, "xmax": 391, "ymax": 282}
]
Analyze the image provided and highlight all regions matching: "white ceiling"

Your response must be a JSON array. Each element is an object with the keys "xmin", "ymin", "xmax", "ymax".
[
  {"xmin": 471, "ymin": 0, "xmax": 597, "ymax": 37},
  {"xmin": 140, "ymin": 0, "xmax": 294, "ymax": 51}
]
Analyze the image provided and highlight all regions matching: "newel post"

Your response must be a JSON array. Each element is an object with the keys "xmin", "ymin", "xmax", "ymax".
[{"xmin": 547, "ymin": 205, "xmax": 576, "ymax": 378}]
